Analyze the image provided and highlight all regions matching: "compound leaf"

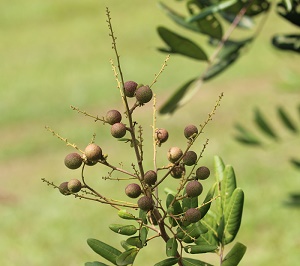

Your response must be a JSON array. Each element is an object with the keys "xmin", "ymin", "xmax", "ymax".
[
  {"xmin": 222, "ymin": 242, "xmax": 247, "ymax": 266},
  {"xmin": 157, "ymin": 26, "xmax": 208, "ymax": 61},
  {"xmin": 87, "ymin": 238, "xmax": 121, "ymax": 265},
  {"xmin": 224, "ymin": 188, "xmax": 244, "ymax": 244}
]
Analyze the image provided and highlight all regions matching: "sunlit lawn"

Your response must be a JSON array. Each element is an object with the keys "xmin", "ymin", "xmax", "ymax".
[{"xmin": 1, "ymin": 1, "xmax": 300, "ymax": 265}]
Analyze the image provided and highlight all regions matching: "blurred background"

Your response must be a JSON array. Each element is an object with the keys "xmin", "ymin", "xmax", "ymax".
[{"xmin": 1, "ymin": 0, "xmax": 299, "ymax": 265}]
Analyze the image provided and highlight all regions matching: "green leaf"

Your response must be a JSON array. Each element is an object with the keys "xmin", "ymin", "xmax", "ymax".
[
  {"xmin": 109, "ymin": 224, "xmax": 137, "ymax": 236},
  {"xmin": 116, "ymin": 248, "xmax": 139, "ymax": 266},
  {"xmin": 234, "ymin": 123, "xmax": 262, "ymax": 146},
  {"xmin": 221, "ymin": 165, "xmax": 237, "ymax": 211},
  {"xmin": 120, "ymin": 240, "xmax": 134, "ymax": 251},
  {"xmin": 159, "ymin": 78, "xmax": 203, "ymax": 115},
  {"xmin": 254, "ymin": 108, "xmax": 278, "ymax": 139},
  {"xmin": 177, "ymin": 221, "xmax": 207, "ymax": 243},
  {"xmin": 166, "ymin": 193, "xmax": 183, "ymax": 226},
  {"xmin": 220, "ymin": 12, "xmax": 254, "ymax": 29},
  {"xmin": 154, "ymin": 257, "xmax": 179, "ymax": 266},
  {"xmin": 199, "ymin": 182, "xmax": 216, "ymax": 219},
  {"xmin": 85, "ymin": 262, "xmax": 110, "ymax": 266},
  {"xmin": 197, "ymin": 213, "xmax": 219, "ymax": 247},
  {"xmin": 158, "ymin": 2, "xmax": 201, "ymax": 33},
  {"xmin": 157, "ymin": 26, "xmax": 208, "ymax": 61},
  {"xmin": 277, "ymin": 106, "xmax": 298, "ymax": 132},
  {"xmin": 125, "ymin": 236, "xmax": 143, "ymax": 249},
  {"xmin": 217, "ymin": 215, "xmax": 225, "ymax": 244},
  {"xmin": 222, "ymin": 242, "xmax": 247, "ymax": 266},
  {"xmin": 187, "ymin": 0, "xmax": 238, "ymax": 22},
  {"xmin": 224, "ymin": 188, "xmax": 244, "ymax": 244},
  {"xmin": 277, "ymin": 2, "xmax": 300, "ymax": 26},
  {"xmin": 166, "ymin": 237, "xmax": 178, "ymax": 257},
  {"xmin": 290, "ymin": 158, "xmax": 300, "ymax": 169},
  {"xmin": 226, "ymin": 0, "xmax": 270, "ymax": 16},
  {"xmin": 182, "ymin": 257, "xmax": 213, "ymax": 266},
  {"xmin": 118, "ymin": 209, "xmax": 137, "ymax": 220},
  {"xmin": 214, "ymin": 155, "xmax": 225, "ymax": 182},
  {"xmin": 139, "ymin": 209, "xmax": 147, "ymax": 224},
  {"xmin": 87, "ymin": 238, "xmax": 122, "ymax": 265},
  {"xmin": 184, "ymin": 244, "xmax": 218, "ymax": 254},
  {"xmin": 140, "ymin": 226, "xmax": 148, "ymax": 246},
  {"xmin": 272, "ymin": 34, "xmax": 300, "ymax": 53}
]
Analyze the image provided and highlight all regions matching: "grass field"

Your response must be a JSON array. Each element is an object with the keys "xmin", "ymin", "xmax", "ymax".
[{"xmin": 1, "ymin": 1, "xmax": 300, "ymax": 265}]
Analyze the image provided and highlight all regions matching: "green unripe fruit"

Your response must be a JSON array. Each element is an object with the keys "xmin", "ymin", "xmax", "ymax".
[
  {"xmin": 84, "ymin": 143, "xmax": 102, "ymax": 162},
  {"xmin": 170, "ymin": 165, "xmax": 185, "ymax": 179},
  {"xmin": 135, "ymin": 85, "xmax": 153, "ymax": 104},
  {"xmin": 67, "ymin": 178, "xmax": 82, "ymax": 193},
  {"xmin": 182, "ymin": 151, "xmax": 197, "ymax": 166},
  {"xmin": 186, "ymin": 180, "xmax": 203, "ymax": 197},
  {"xmin": 64, "ymin": 153, "xmax": 83, "ymax": 170},
  {"xmin": 184, "ymin": 125, "xmax": 198, "ymax": 139},
  {"xmin": 155, "ymin": 128, "xmax": 169, "ymax": 145},
  {"xmin": 137, "ymin": 196, "xmax": 154, "ymax": 211},
  {"xmin": 106, "ymin": 109, "xmax": 122, "ymax": 125},
  {"xmin": 168, "ymin": 147, "xmax": 183, "ymax": 163},
  {"xmin": 124, "ymin": 81, "xmax": 138, "ymax": 97},
  {"xmin": 125, "ymin": 183, "xmax": 142, "ymax": 198},
  {"xmin": 144, "ymin": 170, "xmax": 157, "ymax": 185},
  {"xmin": 184, "ymin": 208, "xmax": 201, "ymax": 223},
  {"xmin": 111, "ymin": 122, "xmax": 127, "ymax": 138},
  {"xmin": 196, "ymin": 166, "xmax": 210, "ymax": 180},
  {"xmin": 58, "ymin": 182, "xmax": 71, "ymax": 196}
]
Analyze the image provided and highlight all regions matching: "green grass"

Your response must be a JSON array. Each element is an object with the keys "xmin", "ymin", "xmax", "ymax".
[{"xmin": 1, "ymin": 1, "xmax": 300, "ymax": 265}]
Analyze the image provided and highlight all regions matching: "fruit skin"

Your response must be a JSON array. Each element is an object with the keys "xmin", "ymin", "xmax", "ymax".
[
  {"xmin": 168, "ymin": 147, "xmax": 183, "ymax": 163},
  {"xmin": 67, "ymin": 178, "xmax": 82, "ymax": 193},
  {"xmin": 144, "ymin": 170, "xmax": 157, "ymax": 185},
  {"xmin": 185, "ymin": 180, "xmax": 203, "ymax": 197},
  {"xmin": 84, "ymin": 144, "xmax": 102, "ymax": 162},
  {"xmin": 137, "ymin": 196, "xmax": 154, "ymax": 211},
  {"xmin": 106, "ymin": 110, "xmax": 122, "ymax": 125},
  {"xmin": 196, "ymin": 166, "xmax": 210, "ymax": 180},
  {"xmin": 155, "ymin": 128, "xmax": 169, "ymax": 145},
  {"xmin": 125, "ymin": 183, "xmax": 142, "ymax": 198},
  {"xmin": 111, "ymin": 122, "xmax": 127, "ymax": 138},
  {"xmin": 184, "ymin": 208, "xmax": 201, "ymax": 223},
  {"xmin": 58, "ymin": 182, "xmax": 71, "ymax": 196},
  {"xmin": 184, "ymin": 125, "xmax": 198, "ymax": 139},
  {"xmin": 170, "ymin": 165, "xmax": 185, "ymax": 179},
  {"xmin": 135, "ymin": 85, "xmax": 153, "ymax": 104},
  {"xmin": 182, "ymin": 151, "xmax": 197, "ymax": 166},
  {"xmin": 64, "ymin": 153, "xmax": 83, "ymax": 170},
  {"xmin": 124, "ymin": 81, "xmax": 138, "ymax": 97}
]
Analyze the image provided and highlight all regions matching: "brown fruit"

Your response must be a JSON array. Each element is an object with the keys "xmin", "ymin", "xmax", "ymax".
[
  {"xmin": 67, "ymin": 178, "xmax": 82, "ymax": 193},
  {"xmin": 168, "ymin": 147, "xmax": 183, "ymax": 163},
  {"xmin": 185, "ymin": 180, "xmax": 203, "ymax": 197},
  {"xmin": 137, "ymin": 196, "xmax": 154, "ymax": 211},
  {"xmin": 125, "ymin": 183, "xmax": 142, "ymax": 198},
  {"xmin": 184, "ymin": 208, "xmax": 201, "ymax": 223},
  {"xmin": 184, "ymin": 125, "xmax": 198, "ymax": 139},
  {"xmin": 155, "ymin": 128, "xmax": 169, "ymax": 145},
  {"xmin": 106, "ymin": 110, "xmax": 122, "ymax": 125},
  {"xmin": 58, "ymin": 182, "xmax": 71, "ymax": 196},
  {"xmin": 196, "ymin": 166, "xmax": 210, "ymax": 180},
  {"xmin": 182, "ymin": 151, "xmax": 197, "ymax": 166},
  {"xmin": 144, "ymin": 170, "xmax": 157, "ymax": 185},
  {"xmin": 84, "ymin": 143, "xmax": 102, "ymax": 162},
  {"xmin": 111, "ymin": 122, "xmax": 127, "ymax": 138},
  {"xmin": 124, "ymin": 81, "xmax": 138, "ymax": 97},
  {"xmin": 64, "ymin": 153, "xmax": 83, "ymax": 170},
  {"xmin": 135, "ymin": 85, "xmax": 153, "ymax": 104},
  {"xmin": 170, "ymin": 165, "xmax": 185, "ymax": 179}
]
